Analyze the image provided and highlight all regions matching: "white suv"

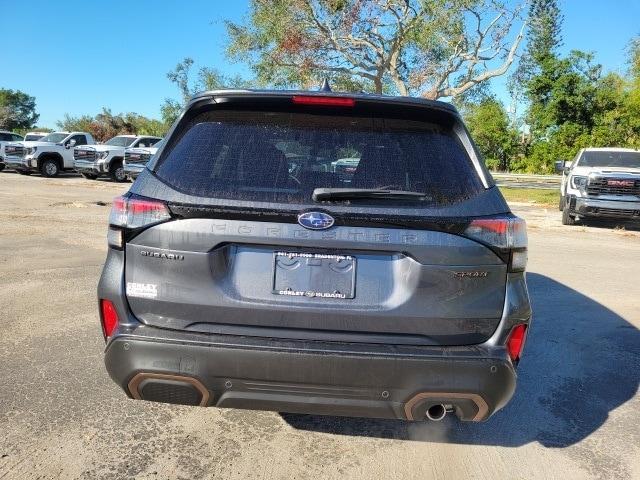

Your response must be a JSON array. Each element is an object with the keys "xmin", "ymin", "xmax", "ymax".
[
  {"xmin": 557, "ymin": 147, "xmax": 640, "ymax": 225},
  {"xmin": 74, "ymin": 135, "xmax": 162, "ymax": 182}
]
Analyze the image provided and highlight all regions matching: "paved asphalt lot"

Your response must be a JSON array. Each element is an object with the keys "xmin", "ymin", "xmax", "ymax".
[{"xmin": 0, "ymin": 173, "xmax": 638, "ymax": 480}]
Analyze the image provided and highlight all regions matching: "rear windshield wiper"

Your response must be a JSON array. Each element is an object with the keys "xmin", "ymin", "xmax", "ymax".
[{"xmin": 312, "ymin": 188, "xmax": 429, "ymax": 201}]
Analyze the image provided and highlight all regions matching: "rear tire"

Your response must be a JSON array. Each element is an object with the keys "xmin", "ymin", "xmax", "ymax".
[
  {"xmin": 0, "ymin": 164, "xmax": 5, "ymax": 172},
  {"xmin": 562, "ymin": 206, "xmax": 577, "ymax": 225},
  {"xmin": 109, "ymin": 161, "xmax": 127, "ymax": 182},
  {"xmin": 81, "ymin": 173, "xmax": 98, "ymax": 180},
  {"xmin": 40, "ymin": 158, "xmax": 60, "ymax": 178},
  {"xmin": 559, "ymin": 195, "xmax": 564, "ymax": 211}
]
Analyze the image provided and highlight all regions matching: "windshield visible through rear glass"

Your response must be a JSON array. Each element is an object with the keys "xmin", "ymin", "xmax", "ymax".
[
  {"xmin": 24, "ymin": 134, "xmax": 45, "ymax": 141},
  {"xmin": 154, "ymin": 109, "xmax": 483, "ymax": 207},
  {"xmin": 105, "ymin": 136, "xmax": 136, "ymax": 147},
  {"xmin": 40, "ymin": 133, "xmax": 68, "ymax": 143},
  {"xmin": 579, "ymin": 151, "xmax": 640, "ymax": 168}
]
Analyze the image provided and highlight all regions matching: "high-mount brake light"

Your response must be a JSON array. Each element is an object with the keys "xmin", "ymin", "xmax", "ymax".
[
  {"xmin": 292, "ymin": 96, "xmax": 355, "ymax": 107},
  {"xmin": 464, "ymin": 217, "xmax": 528, "ymax": 272}
]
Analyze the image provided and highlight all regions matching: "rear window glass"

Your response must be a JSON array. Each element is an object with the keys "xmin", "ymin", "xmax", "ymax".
[{"xmin": 155, "ymin": 109, "xmax": 484, "ymax": 207}]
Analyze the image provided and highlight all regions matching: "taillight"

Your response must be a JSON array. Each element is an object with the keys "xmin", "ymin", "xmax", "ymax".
[
  {"xmin": 464, "ymin": 217, "xmax": 527, "ymax": 272},
  {"xmin": 100, "ymin": 299, "xmax": 119, "ymax": 338},
  {"xmin": 108, "ymin": 195, "xmax": 171, "ymax": 248},
  {"xmin": 506, "ymin": 323, "xmax": 528, "ymax": 363},
  {"xmin": 292, "ymin": 95, "xmax": 355, "ymax": 107}
]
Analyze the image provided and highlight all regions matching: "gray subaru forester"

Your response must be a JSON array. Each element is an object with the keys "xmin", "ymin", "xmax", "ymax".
[{"xmin": 98, "ymin": 89, "xmax": 531, "ymax": 422}]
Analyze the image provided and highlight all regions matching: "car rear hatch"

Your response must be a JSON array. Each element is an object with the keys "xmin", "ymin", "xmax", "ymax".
[{"xmin": 118, "ymin": 92, "xmax": 516, "ymax": 346}]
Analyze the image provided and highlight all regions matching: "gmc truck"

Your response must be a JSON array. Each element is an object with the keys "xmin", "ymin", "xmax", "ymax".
[
  {"xmin": 74, "ymin": 135, "xmax": 162, "ymax": 182},
  {"xmin": 557, "ymin": 148, "xmax": 640, "ymax": 225},
  {"xmin": 4, "ymin": 131, "xmax": 96, "ymax": 177},
  {"xmin": 122, "ymin": 139, "xmax": 163, "ymax": 180},
  {"xmin": 0, "ymin": 130, "xmax": 24, "ymax": 171}
]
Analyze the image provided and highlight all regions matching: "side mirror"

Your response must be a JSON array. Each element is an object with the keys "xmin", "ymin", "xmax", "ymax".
[
  {"xmin": 66, "ymin": 139, "xmax": 77, "ymax": 149},
  {"xmin": 555, "ymin": 160, "xmax": 570, "ymax": 173}
]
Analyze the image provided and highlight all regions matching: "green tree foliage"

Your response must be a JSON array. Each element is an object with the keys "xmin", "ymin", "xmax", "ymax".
[
  {"xmin": 226, "ymin": 0, "xmax": 525, "ymax": 98},
  {"xmin": 161, "ymin": 58, "xmax": 251, "ymax": 126},
  {"xmin": 57, "ymin": 114, "xmax": 94, "ymax": 134},
  {"xmin": 509, "ymin": 0, "xmax": 640, "ymax": 172},
  {"xmin": 57, "ymin": 108, "xmax": 166, "ymax": 142},
  {"xmin": 519, "ymin": 0, "xmax": 563, "ymax": 136},
  {"xmin": 529, "ymin": 51, "xmax": 601, "ymax": 135},
  {"xmin": 523, "ymin": 0, "xmax": 563, "ymax": 66},
  {"xmin": 460, "ymin": 97, "xmax": 518, "ymax": 171},
  {"xmin": 0, "ymin": 89, "xmax": 39, "ymax": 131}
]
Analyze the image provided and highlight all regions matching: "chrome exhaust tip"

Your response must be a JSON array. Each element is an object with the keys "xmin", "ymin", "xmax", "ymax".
[{"xmin": 425, "ymin": 404, "xmax": 447, "ymax": 421}]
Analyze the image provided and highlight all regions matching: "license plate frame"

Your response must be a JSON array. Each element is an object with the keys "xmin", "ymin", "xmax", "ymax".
[{"xmin": 272, "ymin": 251, "xmax": 356, "ymax": 299}]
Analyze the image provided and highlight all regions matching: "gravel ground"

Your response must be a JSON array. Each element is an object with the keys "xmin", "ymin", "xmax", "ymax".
[{"xmin": 0, "ymin": 173, "xmax": 638, "ymax": 480}]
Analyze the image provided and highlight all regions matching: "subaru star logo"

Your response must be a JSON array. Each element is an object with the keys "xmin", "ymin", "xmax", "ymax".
[{"xmin": 298, "ymin": 212, "xmax": 335, "ymax": 230}]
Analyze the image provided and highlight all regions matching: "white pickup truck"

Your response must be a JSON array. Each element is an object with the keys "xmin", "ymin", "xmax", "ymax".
[
  {"xmin": 556, "ymin": 147, "xmax": 640, "ymax": 225},
  {"xmin": 74, "ymin": 135, "xmax": 162, "ymax": 182},
  {"xmin": 123, "ymin": 139, "xmax": 164, "ymax": 180},
  {"xmin": 4, "ymin": 131, "xmax": 96, "ymax": 177},
  {"xmin": 0, "ymin": 130, "xmax": 24, "ymax": 171}
]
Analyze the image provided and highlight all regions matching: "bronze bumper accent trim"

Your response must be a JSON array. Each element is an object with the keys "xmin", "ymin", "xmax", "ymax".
[
  {"xmin": 127, "ymin": 372, "xmax": 210, "ymax": 407},
  {"xmin": 404, "ymin": 392, "xmax": 489, "ymax": 421}
]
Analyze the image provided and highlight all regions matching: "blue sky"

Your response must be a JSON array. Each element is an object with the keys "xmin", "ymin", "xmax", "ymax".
[{"xmin": 3, "ymin": 0, "xmax": 639, "ymax": 129}]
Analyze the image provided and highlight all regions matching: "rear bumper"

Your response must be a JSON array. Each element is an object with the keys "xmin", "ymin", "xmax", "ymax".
[
  {"xmin": 104, "ymin": 325, "xmax": 517, "ymax": 421},
  {"xmin": 571, "ymin": 196, "xmax": 640, "ymax": 220}
]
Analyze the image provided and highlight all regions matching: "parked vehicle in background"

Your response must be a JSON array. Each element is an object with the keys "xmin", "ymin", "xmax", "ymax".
[
  {"xmin": 99, "ymin": 89, "xmax": 531, "ymax": 423},
  {"xmin": 74, "ymin": 135, "xmax": 162, "ymax": 182},
  {"xmin": 23, "ymin": 131, "xmax": 49, "ymax": 142},
  {"xmin": 4, "ymin": 131, "xmax": 95, "ymax": 177},
  {"xmin": 556, "ymin": 148, "xmax": 640, "ymax": 225},
  {"xmin": 0, "ymin": 130, "xmax": 24, "ymax": 171},
  {"xmin": 123, "ymin": 139, "xmax": 163, "ymax": 180}
]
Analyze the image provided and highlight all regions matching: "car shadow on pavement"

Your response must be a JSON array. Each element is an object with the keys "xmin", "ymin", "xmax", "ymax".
[
  {"xmin": 579, "ymin": 219, "xmax": 640, "ymax": 232},
  {"xmin": 281, "ymin": 272, "xmax": 640, "ymax": 447}
]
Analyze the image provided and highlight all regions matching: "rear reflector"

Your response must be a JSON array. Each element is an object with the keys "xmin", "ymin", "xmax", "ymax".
[
  {"xmin": 506, "ymin": 324, "xmax": 528, "ymax": 362},
  {"xmin": 292, "ymin": 96, "xmax": 355, "ymax": 107},
  {"xmin": 100, "ymin": 299, "xmax": 119, "ymax": 338}
]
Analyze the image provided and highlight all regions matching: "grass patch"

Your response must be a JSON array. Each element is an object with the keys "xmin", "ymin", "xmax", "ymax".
[{"xmin": 499, "ymin": 187, "xmax": 560, "ymax": 206}]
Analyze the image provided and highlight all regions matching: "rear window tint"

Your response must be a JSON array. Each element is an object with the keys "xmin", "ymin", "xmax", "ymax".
[{"xmin": 155, "ymin": 109, "xmax": 484, "ymax": 206}]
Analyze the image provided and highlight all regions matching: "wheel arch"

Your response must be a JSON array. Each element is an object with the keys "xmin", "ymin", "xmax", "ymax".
[
  {"xmin": 37, "ymin": 152, "xmax": 64, "ymax": 170},
  {"xmin": 109, "ymin": 156, "xmax": 124, "ymax": 168}
]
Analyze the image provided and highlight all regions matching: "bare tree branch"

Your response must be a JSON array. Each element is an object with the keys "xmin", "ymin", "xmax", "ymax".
[
  {"xmin": 227, "ymin": 0, "xmax": 526, "ymax": 98},
  {"xmin": 437, "ymin": 22, "xmax": 526, "ymax": 98}
]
